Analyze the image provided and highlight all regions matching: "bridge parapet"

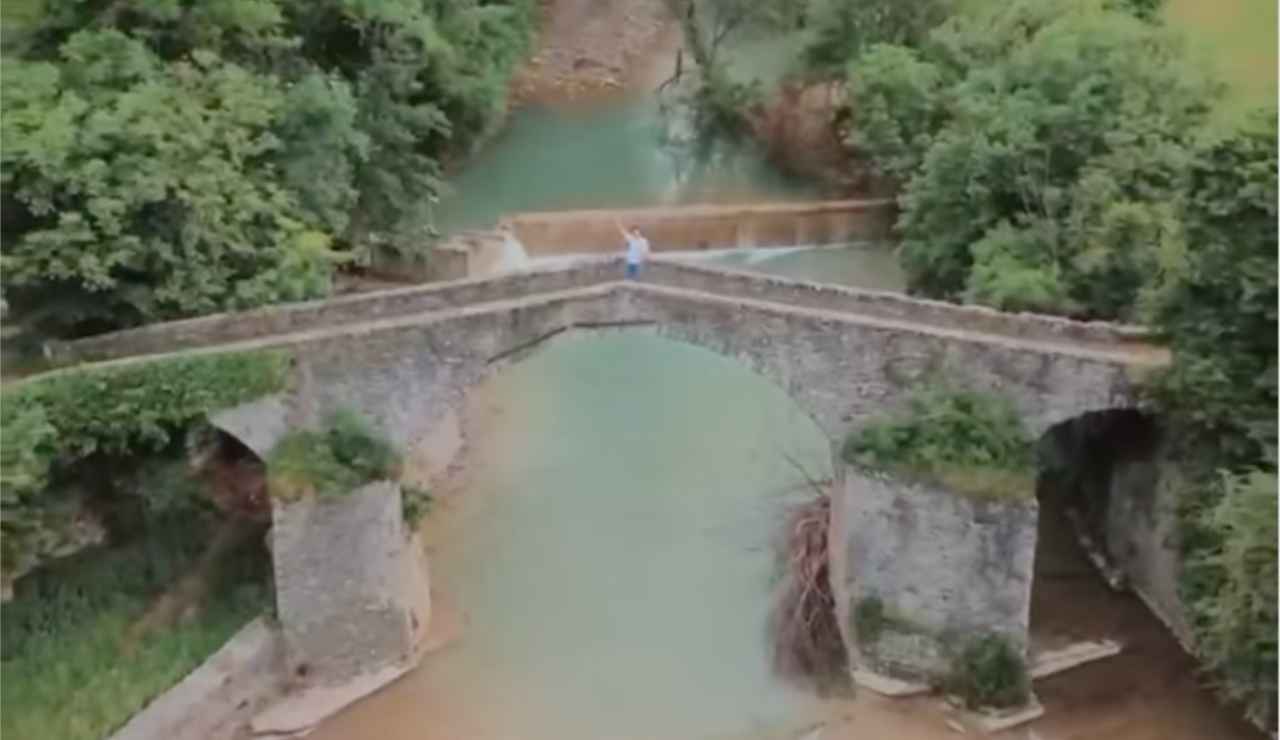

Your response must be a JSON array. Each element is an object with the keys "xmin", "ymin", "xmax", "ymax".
[{"xmin": 48, "ymin": 256, "xmax": 1163, "ymax": 372}]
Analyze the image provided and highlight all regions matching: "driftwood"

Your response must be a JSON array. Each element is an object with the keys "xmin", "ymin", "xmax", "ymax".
[{"xmin": 767, "ymin": 494, "xmax": 847, "ymax": 689}]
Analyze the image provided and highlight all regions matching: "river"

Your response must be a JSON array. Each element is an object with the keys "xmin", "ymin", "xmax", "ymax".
[{"xmin": 311, "ymin": 70, "xmax": 1260, "ymax": 740}]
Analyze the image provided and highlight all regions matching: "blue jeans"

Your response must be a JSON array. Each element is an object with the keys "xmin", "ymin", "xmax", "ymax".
[{"xmin": 625, "ymin": 262, "xmax": 640, "ymax": 280}]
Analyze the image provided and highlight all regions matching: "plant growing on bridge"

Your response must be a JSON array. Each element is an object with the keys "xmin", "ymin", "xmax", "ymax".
[
  {"xmin": 268, "ymin": 409, "xmax": 402, "ymax": 501},
  {"xmin": 842, "ymin": 385, "xmax": 1035, "ymax": 501},
  {"xmin": 944, "ymin": 633, "xmax": 1031, "ymax": 710}
]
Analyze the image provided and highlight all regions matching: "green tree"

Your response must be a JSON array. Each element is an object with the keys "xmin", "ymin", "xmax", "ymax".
[
  {"xmin": 803, "ymin": 0, "xmax": 948, "ymax": 72},
  {"xmin": 848, "ymin": 1, "xmax": 1219, "ymax": 319},
  {"xmin": 2, "ymin": 0, "xmax": 536, "ymax": 333},
  {"xmin": 1143, "ymin": 110, "xmax": 1278, "ymax": 468},
  {"xmin": 1, "ymin": 32, "xmax": 337, "ymax": 332},
  {"xmin": 1184, "ymin": 468, "xmax": 1279, "ymax": 728},
  {"xmin": 843, "ymin": 43, "xmax": 947, "ymax": 183}
]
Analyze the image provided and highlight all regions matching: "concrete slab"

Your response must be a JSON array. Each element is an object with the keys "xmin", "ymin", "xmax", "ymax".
[
  {"xmin": 251, "ymin": 661, "xmax": 414, "ymax": 738},
  {"xmin": 1030, "ymin": 639, "xmax": 1122, "ymax": 679},
  {"xmin": 972, "ymin": 694, "xmax": 1045, "ymax": 734},
  {"xmin": 111, "ymin": 617, "xmax": 284, "ymax": 740},
  {"xmin": 851, "ymin": 668, "xmax": 932, "ymax": 697}
]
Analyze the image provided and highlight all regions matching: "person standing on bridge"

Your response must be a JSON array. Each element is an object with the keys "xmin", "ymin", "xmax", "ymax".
[{"xmin": 617, "ymin": 221, "xmax": 650, "ymax": 280}]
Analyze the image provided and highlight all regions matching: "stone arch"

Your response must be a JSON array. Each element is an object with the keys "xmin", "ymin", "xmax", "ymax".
[
  {"xmin": 396, "ymin": 322, "xmax": 845, "ymax": 490},
  {"xmin": 225, "ymin": 281, "xmax": 1149, "ymax": 488}
]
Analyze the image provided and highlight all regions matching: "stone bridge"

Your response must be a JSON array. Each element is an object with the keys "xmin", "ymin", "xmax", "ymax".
[
  {"xmin": 55, "ymin": 255, "xmax": 1168, "ymax": 712},
  {"xmin": 62, "ymin": 256, "xmax": 1165, "ymax": 456}
]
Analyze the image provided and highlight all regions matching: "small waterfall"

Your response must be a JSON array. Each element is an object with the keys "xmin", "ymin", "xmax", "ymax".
[{"xmin": 494, "ymin": 230, "xmax": 531, "ymax": 273}]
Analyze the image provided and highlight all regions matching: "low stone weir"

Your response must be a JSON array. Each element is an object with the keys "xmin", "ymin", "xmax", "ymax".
[{"xmin": 502, "ymin": 199, "xmax": 896, "ymax": 255}]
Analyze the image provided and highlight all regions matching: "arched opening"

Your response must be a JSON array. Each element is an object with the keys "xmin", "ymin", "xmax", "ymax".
[
  {"xmin": 1030, "ymin": 409, "xmax": 1158, "ymax": 651},
  {"xmin": 1027, "ymin": 410, "xmax": 1254, "ymax": 734},
  {"xmin": 316, "ymin": 329, "xmax": 839, "ymax": 740}
]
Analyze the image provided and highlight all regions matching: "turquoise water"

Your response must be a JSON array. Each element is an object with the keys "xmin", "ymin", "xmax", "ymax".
[
  {"xmin": 433, "ymin": 102, "xmax": 820, "ymax": 235},
  {"xmin": 314, "ymin": 333, "xmax": 834, "ymax": 740},
  {"xmin": 693, "ymin": 244, "xmax": 906, "ymax": 292},
  {"xmin": 316, "ymin": 84, "xmax": 904, "ymax": 740}
]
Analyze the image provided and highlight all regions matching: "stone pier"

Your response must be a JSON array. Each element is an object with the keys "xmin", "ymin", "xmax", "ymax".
[
  {"xmin": 270, "ymin": 481, "xmax": 430, "ymax": 685},
  {"xmin": 831, "ymin": 466, "xmax": 1038, "ymax": 682}
]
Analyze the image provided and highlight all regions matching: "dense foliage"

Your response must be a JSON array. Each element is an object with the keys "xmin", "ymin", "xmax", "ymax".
[
  {"xmin": 0, "ymin": 350, "xmax": 289, "ymax": 573},
  {"xmin": 267, "ymin": 409, "xmax": 402, "ymax": 500},
  {"xmin": 837, "ymin": 0, "xmax": 1275, "ymax": 722},
  {"xmin": 802, "ymin": 0, "xmax": 947, "ymax": 72},
  {"xmin": 1142, "ymin": 111, "xmax": 1278, "ymax": 468},
  {"xmin": 1183, "ymin": 469, "xmax": 1278, "ymax": 727},
  {"xmin": 842, "ymin": 386, "xmax": 1035, "ymax": 500},
  {"xmin": 2, "ymin": 0, "xmax": 535, "ymax": 335},
  {"xmin": 848, "ymin": 0, "xmax": 1221, "ymax": 319},
  {"xmin": 944, "ymin": 634, "xmax": 1032, "ymax": 710}
]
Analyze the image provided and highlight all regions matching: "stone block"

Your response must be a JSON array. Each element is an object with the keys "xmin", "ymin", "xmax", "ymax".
[
  {"xmin": 833, "ymin": 466, "xmax": 1038, "ymax": 681},
  {"xmin": 271, "ymin": 481, "xmax": 430, "ymax": 685}
]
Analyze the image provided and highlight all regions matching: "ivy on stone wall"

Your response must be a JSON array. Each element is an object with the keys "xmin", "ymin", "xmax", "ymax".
[{"xmin": 0, "ymin": 350, "xmax": 291, "ymax": 573}]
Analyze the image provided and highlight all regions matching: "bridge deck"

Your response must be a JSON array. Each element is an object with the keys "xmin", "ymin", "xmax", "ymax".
[{"xmin": 33, "ymin": 258, "xmax": 1168, "ymax": 382}]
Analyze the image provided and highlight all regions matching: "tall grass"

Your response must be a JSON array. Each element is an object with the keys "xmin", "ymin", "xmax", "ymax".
[{"xmin": 1, "ymin": 515, "xmax": 269, "ymax": 740}]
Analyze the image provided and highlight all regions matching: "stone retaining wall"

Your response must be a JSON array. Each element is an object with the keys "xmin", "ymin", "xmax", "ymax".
[{"xmin": 831, "ymin": 466, "xmax": 1038, "ymax": 681}]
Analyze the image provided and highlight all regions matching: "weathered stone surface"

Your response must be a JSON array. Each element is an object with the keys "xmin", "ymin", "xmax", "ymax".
[
  {"xmin": 832, "ymin": 467, "xmax": 1038, "ymax": 681},
  {"xmin": 56, "ymin": 260, "xmax": 622, "ymax": 362},
  {"xmin": 271, "ymin": 481, "xmax": 429, "ymax": 686},
  {"xmin": 209, "ymin": 394, "xmax": 289, "ymax": 459},
  {"xmin": 1104, "ymin": 456, "xmax": 1194, "ymax": 649},
  {"xmin": 110, "ymin": 617, "xmax": 284, "ymax": 740},
  {"xmin": 40, "ymin": 257, "xmax": 1163, "ymax": 471}
]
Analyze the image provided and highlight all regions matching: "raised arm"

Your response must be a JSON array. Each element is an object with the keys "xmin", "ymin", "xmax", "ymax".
[{"xmin": 615, "ymin": 219, "xmax": 628, "ymax": 239}]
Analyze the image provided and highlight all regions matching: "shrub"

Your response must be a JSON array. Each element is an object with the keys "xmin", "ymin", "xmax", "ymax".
[
  {"xmin": 0, "ymin": 350, "xmax": 291, "ymax": 461},
  {"xmin": 0, "ymin": 350, "xmax": 289, "ymax": 574},
  {"xmin": 845, "ymin": 0, "xmax": 1221, "ymax": 319},
  {"xmin": 842, "ymin": 386, "xmax": 1035, "ymax": 500},
  {"xmin": 268, "ymin": 410, "xmax": 401, "ymax": 500},
  {"xmin": 1183, "ymin": 468, "xmax": 1278, "ymax": 727},
  {"xmin": 853, "ymin": 595, "xmax": 887, "ymax": 644},
  {"xmin": 944, "ymin": 634, "xmax": 1031, "ymax": 709},
  {"xmin": 803, "ymin": 0, "xmax": 949, "ymax": 72},
  {"xmin": 0, "ymin": 37, "xmax": 340, "ymax": 333},
  {"xmin": 1, "ymin": 510, "xmax": 270, "ymax": 740},
  {"xmin": 401, "ymin": 485, "xmax": 434, "ymax": 530}
]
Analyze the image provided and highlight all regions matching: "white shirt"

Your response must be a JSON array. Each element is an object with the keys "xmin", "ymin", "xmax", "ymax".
[{"xmin": 625, "ymin": 233, "xmax": 650, "ymax": 264}]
